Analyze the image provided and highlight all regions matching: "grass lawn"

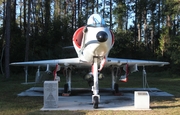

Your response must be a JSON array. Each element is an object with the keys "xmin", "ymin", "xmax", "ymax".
[{"xmin": 0, "ymin": 70, "xmax": 180, "ymax": 115}]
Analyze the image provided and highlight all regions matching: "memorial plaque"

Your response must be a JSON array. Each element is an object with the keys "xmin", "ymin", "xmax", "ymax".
[
  {"xmin": 134, "ymin": 91, "xmax": 150, "ymax": 109},
  {"xmin": 44, "ymin": 81, "xmax": 58, "ymax": 108}
]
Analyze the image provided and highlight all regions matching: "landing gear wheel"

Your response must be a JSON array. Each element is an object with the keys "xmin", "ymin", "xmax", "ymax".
[
  {"xmin": 64, "ymin": 83, "xmax": 68, "ymax": 93},
  {"xmin": 62, "ymin": 83, "xmax": 71, "ymax": 96},
  {"xmin": 93, "ymin": 96, "xmax": 99, "ymax": 109},
  {"xmin": 114, "ymin": 83, "xmax": 119, "ymax": 94}
]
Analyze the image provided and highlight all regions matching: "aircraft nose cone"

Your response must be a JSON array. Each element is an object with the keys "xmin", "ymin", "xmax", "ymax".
[{"xmin": 96, "ymin": 31, "xmax": 108, "ymax": 42}]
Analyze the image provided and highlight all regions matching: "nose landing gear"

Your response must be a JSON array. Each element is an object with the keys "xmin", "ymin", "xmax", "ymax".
[{"xmin": 91, "ymin": 57, "xmax": 100, "ymax": 109}]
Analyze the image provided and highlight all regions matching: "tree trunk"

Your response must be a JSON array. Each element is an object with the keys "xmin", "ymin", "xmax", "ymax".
[
  {"xmin": 19, "ymin": 0, "xmax": 23, "ymax": 30},
  {"xmin": 4, "ymin": 0, "xmax": 11, "ymax": 79},
  {"xmin": 45, "ymin": 0, "xmax": 50, "ymax": 34},
  {"xmin": 134, "ymin": 0, "xmax": 137, "ymax": 47},
  {"xmin": 92, "ymin": 0, "xmax": 94, "ymax": 14},
  {"xmin": 103, "ymin": 0, "xmax": 105, "ymax": 18},
  {"xmin": 25, "ymin": 0, "xmax": 31, "ymax": 62},
  {"xmin": 96, "ymin": 0, "xmax": 98, "ymax": 13},
  {"xmin": 110, "ymin": 0, "xmax": 112, "ymax": 29},
  {"xmin": 137, "ymin": 23, "xmax": 141, "ymax": 42},
  {"xmin": 12, "ymin": 0, "xmax": 16, "ymax": 26},
  {"xmin": 24, "ymin": 0, "xmax": 31, "ymax": 77},
  {"xmin": 143, "ymin": 9, "xmax": 147, "ymax": 48}
]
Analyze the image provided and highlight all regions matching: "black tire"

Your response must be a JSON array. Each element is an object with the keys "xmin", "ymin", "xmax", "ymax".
[
  {"xmin": 114, "ymin": 83, "xmax": 119, "ymax": 94},
  {"xmin": 64, "ymin": 83, "xmax": 68, "ymax": 93},
  {"xmin": 93, "ymin": 96, "xmax": 99, "ymax": 109}
]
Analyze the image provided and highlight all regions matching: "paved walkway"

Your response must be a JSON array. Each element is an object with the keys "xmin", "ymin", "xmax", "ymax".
[{"xmin": 18, "ymin": 87, "xmax": 173, "ymax": 110}]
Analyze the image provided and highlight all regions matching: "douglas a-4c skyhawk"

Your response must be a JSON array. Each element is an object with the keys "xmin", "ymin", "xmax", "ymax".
[{"xmin": 10, "ymin": 14, "xmax": 169, "ymax": 109}]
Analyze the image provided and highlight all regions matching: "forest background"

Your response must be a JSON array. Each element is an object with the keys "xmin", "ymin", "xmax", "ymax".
[{"xmin": 0, "ymin": 0, "xmax": 180, "ymax": 79}]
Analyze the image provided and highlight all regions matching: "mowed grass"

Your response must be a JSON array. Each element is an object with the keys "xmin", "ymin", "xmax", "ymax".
[{"xmin": 0, "ymin": 70, "xmax": 180, "ymax": 115}]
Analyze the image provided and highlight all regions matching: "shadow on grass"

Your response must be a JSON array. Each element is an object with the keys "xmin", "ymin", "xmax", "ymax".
[
  {"xmin": 27, "ymin": 110, "xmax": 86, "ymax": 115},
  {"xmin": 151, "ymin": 105, "xmax": 180, "ymax": 109},
  {"xmin": 151, "ymin": 96, "xmax": 177, "ymax": 101},
  {"xmin": 150, "ymin": 96, "xmax": 180, "ymax": 109}
]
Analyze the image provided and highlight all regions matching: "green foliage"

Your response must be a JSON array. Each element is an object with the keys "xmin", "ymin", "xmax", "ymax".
[
  {"xmin": 109, "ymin": 30, "xmax": 134, "ymax": 58},
  {"xmin": 168, "ymin": 39, "xmax": 180, "ymax": 64},
  {"xmin": 2, "ymin": 0, "xmax": 180, "ymax": 74},
  {"xmin": 164, "ymin": 0, "xmax": 180, "ymax": 16},
  {"xmin": 27, "ymin": 16, "xmax": 75, "ymax": 60},
  {"xmin": 157, "ymin": 27, "xmax": 170, "ymax": 56},
  {"xmin": 113, "ymin": 1, "xmax": 127, "ymax": 31},
  {"xmin": 109, "ymin": 30, "xmax": 157, "ymax": 60},
  {"xmin": 167, "ymin": 36, "xmax": 180, "ymax": 73}
]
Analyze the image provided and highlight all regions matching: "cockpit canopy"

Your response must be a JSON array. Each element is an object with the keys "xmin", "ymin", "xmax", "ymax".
[{"xmin": 87, "ymin": 14, "xmax": 106, "ymax": 27}]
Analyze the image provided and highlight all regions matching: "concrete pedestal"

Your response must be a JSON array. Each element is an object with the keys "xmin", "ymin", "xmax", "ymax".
[
  {"xmin": 134, "ymin": 91, "xmax": 150, "ymax": 109},
  {"xmin": 43, "ymin": 81, "xmax": 58, "ymax": 108}
]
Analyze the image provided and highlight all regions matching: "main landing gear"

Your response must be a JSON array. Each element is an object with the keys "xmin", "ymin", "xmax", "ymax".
[
  {"xmin": 111, "ymin": 67, "xmax": 120, "ymax": 95},
  {"xmin": 62, "ymin": 67, "xmax": 72, "ymax": 96},
  {"xmin": 52, "ymin": 64, "xmax": 71, "ymax": 96}
]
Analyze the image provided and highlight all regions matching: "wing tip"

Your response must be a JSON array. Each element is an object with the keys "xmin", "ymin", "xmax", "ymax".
[{"xmin": 159, "ymin": 62, "xmax": 170, "ymax": 67}]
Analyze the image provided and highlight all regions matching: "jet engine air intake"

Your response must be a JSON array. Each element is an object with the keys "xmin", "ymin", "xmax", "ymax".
[{"xmin": 96, "ymin": 31, "xmax": 108, "ymax": 42}]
